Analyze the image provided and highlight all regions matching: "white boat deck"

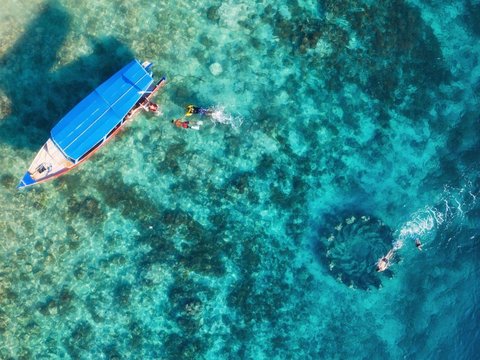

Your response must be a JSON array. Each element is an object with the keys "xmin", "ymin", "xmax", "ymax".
[{"xmin": 28, "ymin": 139, "xmax": 74, "ymax": 181}]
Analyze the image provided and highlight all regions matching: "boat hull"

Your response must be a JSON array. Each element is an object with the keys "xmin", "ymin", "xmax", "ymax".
[{"xmin": 17, "ymin": 68, "xmax": 165, "ymax": 189}]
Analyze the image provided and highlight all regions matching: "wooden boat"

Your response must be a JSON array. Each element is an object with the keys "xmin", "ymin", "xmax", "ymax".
[{"xmin": 18, "ymin": 59, "xmax": 165, "ymax": 189}]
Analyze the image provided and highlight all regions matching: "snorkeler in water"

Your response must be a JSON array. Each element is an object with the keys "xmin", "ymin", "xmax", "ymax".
[
  {"xmin": 172, "ymin": 118, "xmax": 203, "ymax": 130},
  {"xmin": 172, "ymin": 119, "xmax": 189, "ymax": 129},
  {"xmin": 185, "ymin": 104, "xmax": 213, "ymax": 117},
  {"xmin": 377, "ymin": 237, "xmax": 423, "ymax": 272}
]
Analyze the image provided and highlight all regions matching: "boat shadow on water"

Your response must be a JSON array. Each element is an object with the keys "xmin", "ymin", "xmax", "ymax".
[{"xmin": 0, "ymin": 0, "xmax": 134, "ymax": 152}]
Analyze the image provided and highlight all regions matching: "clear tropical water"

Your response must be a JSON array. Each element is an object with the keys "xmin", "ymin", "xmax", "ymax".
[{"xmin": 0, "ymin": 0, "xmax": 479, "ymax": 358}]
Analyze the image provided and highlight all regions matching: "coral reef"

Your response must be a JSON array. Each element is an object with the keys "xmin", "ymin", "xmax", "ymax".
[{"xmin": 315, "ymin": 212, "xmax": 394, "ymax": 289}]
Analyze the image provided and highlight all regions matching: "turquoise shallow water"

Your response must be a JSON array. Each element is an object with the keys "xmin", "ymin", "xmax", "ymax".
[{"xmin": 1, "ymin": 0, "xmax": 479, "ymax": 358}]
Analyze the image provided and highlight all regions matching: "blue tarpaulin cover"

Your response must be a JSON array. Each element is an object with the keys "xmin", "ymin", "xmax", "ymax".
[{"xmin": 50, "ymin": 59, "xmax": 153, "ymax": 161}]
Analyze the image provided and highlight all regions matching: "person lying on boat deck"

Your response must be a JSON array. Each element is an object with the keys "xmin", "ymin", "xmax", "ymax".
[
  {"xmin": 185, "ymin": 105, "xmax": 213, "ymax": 117},
  {"xmin": 172, "ymin": 119, "xmax": 203, "ymax": 130},
  {"xmin": 36, "ymin": 163, "xmax": 52, "ymax": 174}
]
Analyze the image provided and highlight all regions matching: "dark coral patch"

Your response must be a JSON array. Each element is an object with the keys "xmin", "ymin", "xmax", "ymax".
[
  {"xmin": 0, "ymin": 174, "xmax": 16, "ymax": 188},
  {"xmin": 64, "ymin": 321, "xmax": 94, "ymax": 357},
  {"xmin": 464, "ymin": 0, "xmax": 480, "ymax": 37},
  {"xmin": 67, "ymin": 195, "xmax": 105, "ymax": 222},
  {"xmin": 206, "ymin": 5, "xmax": 220, "ymax": 22},
  {"xmin": 113, "ymin": 281, "xmax": 132, "ymax": 306},
  {"xmin": 162, "ymin": 277, "xmax": 213, "ymax": 357},
  {"xmin": 268, "ymin": 0, "xmax": 450, "ymax": 129}
]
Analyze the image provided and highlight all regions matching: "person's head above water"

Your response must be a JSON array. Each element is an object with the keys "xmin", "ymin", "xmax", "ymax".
[
  {"xmin": 415, "ymin": 238, "xmax": 422, "ymax": 251},
  {"xmin": 185, "ymin": 105, "xmax": 196, "ymax": 116}
]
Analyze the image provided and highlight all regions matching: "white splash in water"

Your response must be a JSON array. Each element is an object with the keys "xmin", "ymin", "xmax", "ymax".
[
  {"xmin": 398, "ymin": 207, "xmax": 440, "ymax": 243},
  {"xmin": 378, "ymin": 181, "xmax": 479, "ymax": 271},
  {"xmin": 209, "ymin": 106, "xmax": 244, "ymax": 130}
]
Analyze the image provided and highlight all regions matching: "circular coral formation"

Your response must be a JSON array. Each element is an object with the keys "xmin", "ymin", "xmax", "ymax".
[
  {"xmin": 209, "ymin": 62, "xmax": 223, "ymax": 76},
  {"xmin": 315, "ymin": 213, "xmax": 393, "ymax": 289}
]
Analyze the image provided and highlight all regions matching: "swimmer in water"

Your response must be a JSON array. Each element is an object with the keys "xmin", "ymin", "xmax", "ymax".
[
  {"xmin": 171, "ymin": 119, "xmax": 203, "ymax": 130},
  {"xmin": 393, "ymin": 239, "xmax": 403, "ymax": 251},
  {"xmin": 376, "ymin": 249, "xmax": 395, "ymax": 272},
  {"xmin": 415, "ymin": 238, "xmax": 422, "ymax": 251},
  {"xmin": 185, "ymin": 105, "xmax": 213, "ymax": 117}
]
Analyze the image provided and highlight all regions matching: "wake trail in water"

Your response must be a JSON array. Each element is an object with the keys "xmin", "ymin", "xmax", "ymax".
[
  {"xmin": 377, "ymin": 181, "xmax": 479, "ymax": 271},
  {"xmin": 209, "ymin": 106, "xmax": 244, "ymax": 130}
]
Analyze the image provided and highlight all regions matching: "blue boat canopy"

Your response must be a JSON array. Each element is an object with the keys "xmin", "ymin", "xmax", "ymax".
[{"xmin": 51, "ymin": 59, "xmax": 153, "ymax": 161}]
